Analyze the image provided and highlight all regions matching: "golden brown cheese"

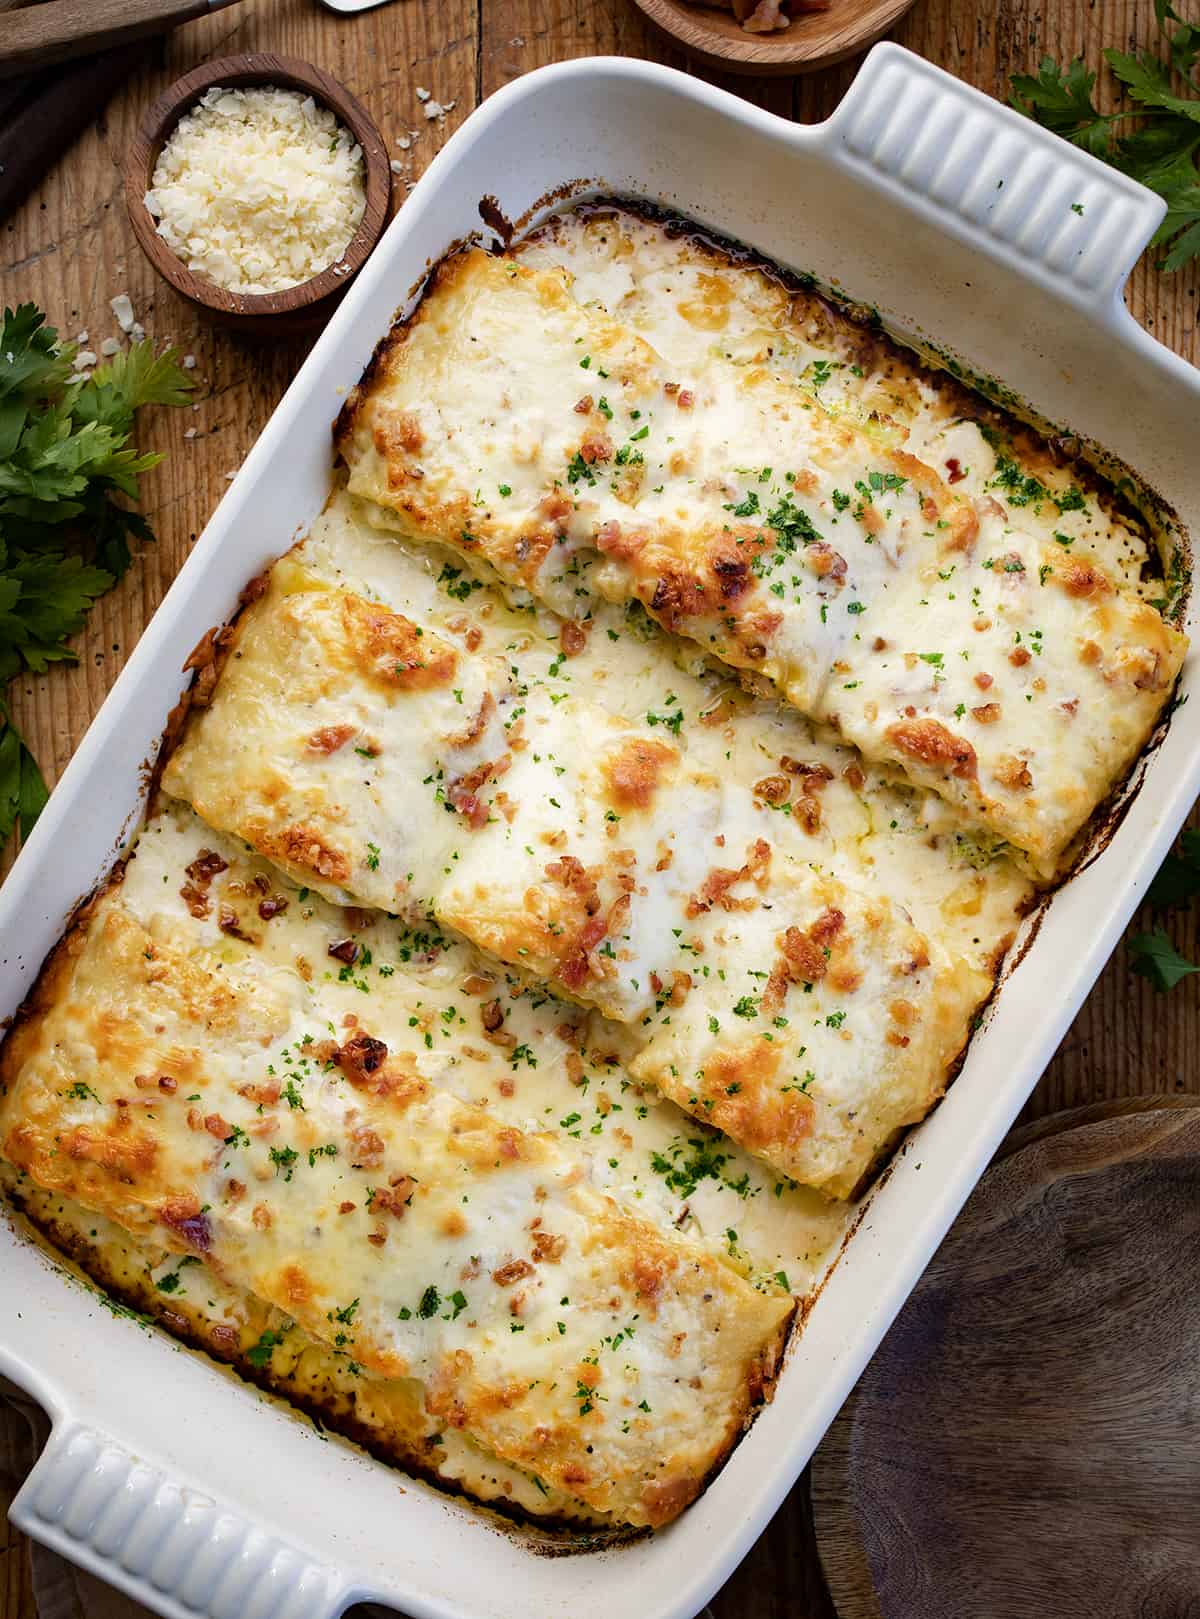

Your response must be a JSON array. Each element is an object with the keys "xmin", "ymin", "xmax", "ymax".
[
  {"xmin": 335, "ymin": 249, "xmax": 1186, "ymax": 874},
  {"xmin": 160, "ymin": 566, "xmax": 991, "ymax": 1194},
  {"xmin": 0, "ymin": 893, "xmax": 791, "ymax": 1528}
]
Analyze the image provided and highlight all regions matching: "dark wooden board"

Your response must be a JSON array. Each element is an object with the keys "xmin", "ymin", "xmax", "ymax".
[{"xmin": 812, "ymin": 1100, "xmax": 1200, "ymax": 1619}]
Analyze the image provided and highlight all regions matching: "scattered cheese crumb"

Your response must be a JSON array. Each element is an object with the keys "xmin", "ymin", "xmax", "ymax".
[
  {"xmin": 131, "ymin": 322, "xmax": 146, "ymax": 343},
  {"xmin": 74, "ymin": 329, "xmax": 88, "ymax": 345},
  {"xmin": 415, "ymin": 87, "xmax": 431, "ymax": 102},
  {"xmin": 144, "ymin": 86, "xmax": 366, "ymax": 296},
  {"xmin": 224, "ymin": 470, "xmax": 237, "ymax": 480},
  {"xmin": 390, "ymin": 159, "xmax": 404, "ymax": 174},
  {"xmin": 423, "ymin": 98, "xmax": 456, "ymax": 121},
  {"xmin": 99, "ymin": 337, "xmax": 122, "ymax": 357},
  {"xmin": 110, "ymin": 294, "xmax": 136, "ymax": 333},
  {"xmin": 183, "ymin": 428, "xmax": 198, "ymax": 439},
  {"xmin": 182, "ymin": 354, "xmax": 196, "ymax": 369},
  {"xmin": 72, "ymin": 351, "xmax": 96, "ymax": 371},
  {"xmin": 396, "ymin": 135, "xmax": 412, "ymax": 151}
]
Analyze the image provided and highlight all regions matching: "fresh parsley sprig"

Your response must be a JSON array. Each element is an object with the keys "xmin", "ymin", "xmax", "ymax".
[
  {"xmin": 1011, "ymin": 1, "xmax": 1200, "ymax": 272},
  {"xmin": 1127, "ymin": 829, "xmax": 1200, "ymax": 990},
  {"xmin": 0, "ymin": 304, "xmax": 192, "ymax": 848}
]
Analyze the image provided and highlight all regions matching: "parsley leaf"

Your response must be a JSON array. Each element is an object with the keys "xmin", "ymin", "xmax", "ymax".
[
  {"xmin": 1128, "ymin": 927, "xmax": 1200, "ymax": 992},
  {"xmin": 1011, "ymin": 10, "xmax": 1200, "ymax": 274},
  {"xmin": 1147, "ymin": 828, "xmax": 1200, "ymax": 908},
  {"xmin": 0, "ymin": 305, "xmax": 191, "ymax": 847}
]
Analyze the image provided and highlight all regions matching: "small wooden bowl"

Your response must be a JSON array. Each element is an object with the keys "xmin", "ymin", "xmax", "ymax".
[
  {"xmin": 630, "ymin": 0, "xmax": 918, "ymax": 74},
  {"xmin": 125, "ymin": 53, "xmax": 392, "ymax": 335}
]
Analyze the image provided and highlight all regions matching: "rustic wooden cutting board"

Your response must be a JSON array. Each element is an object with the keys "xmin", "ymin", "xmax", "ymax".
[{"xmin": 811, "ymin": 1098, "xmax": 1200, "ymax": 1619}]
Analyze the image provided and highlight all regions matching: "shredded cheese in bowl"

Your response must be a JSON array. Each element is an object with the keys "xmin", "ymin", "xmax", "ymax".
[{"xmin": 145, "ymin": 86, "xmax": 367, "ymax": 296}]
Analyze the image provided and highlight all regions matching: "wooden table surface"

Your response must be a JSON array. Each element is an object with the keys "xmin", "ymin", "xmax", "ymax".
[{"xmin": 2, "ymin": 1, "xmax": 1197, "ymax": 1615}]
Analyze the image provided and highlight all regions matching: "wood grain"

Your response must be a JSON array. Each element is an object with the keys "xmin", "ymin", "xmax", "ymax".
[
  {"xmin": 0, "ymin": 0, "xmax": 224, "ymax": 79},
  {"xmin": 2, "ymin": 2, "xmax": 1199, "ymax": 1617},
  {"xmin": 627, "ymin": 0, "xmax": 917, "ymax": 76},
  {"xmin": 812, "ymin": 1101, "xmax": 1200, "ymax": 1619}
]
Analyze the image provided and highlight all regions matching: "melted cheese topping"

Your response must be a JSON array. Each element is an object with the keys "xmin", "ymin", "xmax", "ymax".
[
  {"xmin": 336, "ymin": 249, "xmax": 1185, "ymax": 875},
  {"xmin": 162, "ymin": 562, "xmax": 990, "ymax": 1193},
  {"xmin": 0, "ymin": 878, "xmax": 790, "ymax": 1529}
]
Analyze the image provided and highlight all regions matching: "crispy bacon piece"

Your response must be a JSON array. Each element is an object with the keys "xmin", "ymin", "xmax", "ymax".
[
  {"xmin": 307, "ymin": 724, "xmax": 357, "ymax": 755},
  {"xmin": 336, "ymin": 1033, "xmax": 389, "ymax": 1084},
  {"xmin": 328, "ymin": 938, "xmax": 359, "ymax": 965},
  {"xmin": 492, "ymin": 1258, "xmax": 535, "ymax": 1286},
  {"xmin": 560, "ymin": 619, "xmax": 589, "ymax": 657}
]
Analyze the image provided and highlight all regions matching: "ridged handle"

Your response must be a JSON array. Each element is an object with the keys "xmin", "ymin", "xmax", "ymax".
[
  {"xmin": 825, "ymin": 43, "xmax": 1167, "ymax": 308},
  {"xmin": 10, "ymin": 1423, "xmax": 353, "ymax": 1619}
]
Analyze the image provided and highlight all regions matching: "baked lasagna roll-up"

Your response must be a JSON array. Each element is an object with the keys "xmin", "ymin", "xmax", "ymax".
[
  {"xmin": 162, "ymin": 566, "xmax": 990, "ymax": 1195},
  {"xmin": 335, "ymin": 248, "xmax": 1186, "ymax": 876},
  {"xmin": 0, "ymin": 893, "xmax": 792, "ymax": 1529}
]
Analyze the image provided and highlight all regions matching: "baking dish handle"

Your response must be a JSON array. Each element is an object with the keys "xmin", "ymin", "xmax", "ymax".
[
  {"xmin": 821, "ymin": 42, "xmax": 1167, "ymax": 312},
  {"xmin": 10, "ymin": 1419, "xmax": 358, "ymax": 1619}
]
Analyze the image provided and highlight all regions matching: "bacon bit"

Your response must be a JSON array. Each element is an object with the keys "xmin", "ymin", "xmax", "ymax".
[
  {"xmin": 307, "ymin": 724, "xmax": 356, "ymax": 755},
  {"xmin": 498, "ymin": 1076, "xmax": 515, "ymax": 1097},
  {"xmin": 187, "ymin": 850, "xmax": 228, "ymax": 885},
  {"xmin": 994, "ymin": 756, "xmax": 1034, "ymax": 791},
  {"xmin": 574, "ymin": 394, "xmax": 594, "ymax": 414},
  {"xmin": 238, "ymin": 1080, "xmax": 280, "ymax": 1105},
  {"xmin": 579, "ymin": 433, "xmax": 612, "ymax": 465},
  {"xmin": 633, "ymin": 1257, "xmax": 666, "ymax": 1301},
  {"xmin": 945, "ymin": 457, "xmax": 966, "ymax": 483},
  {"xmin": 446, "ymin": 778, "xmax": 490, "ymax": 830},
  {"xmin": 753, "ymin": 774, "xmax": 791, "ymax": 806},
  {"xmin": 670, "ymin": 970, "xmax": 692, "ymax": 1007},
  {"xmin": 349, "ymin": 1127, "xmax": 386, "ymax": 1170},
  {"xmin": 372, "ymin": 1178, "xmax": 415, "ymax": 1218},
  {"xmin": 843, "ymin": 762, "xmax": 866, "ymax": 791},
  {"xmin": 886, "ymin": 719, "xmax": 977, "ymax": 780},
  {"xmin": 339, "ymin": 1201, "xmax": 356, "ymax": 1214},
  {"xmin": 972, "ymin": 703, "xmax": 1002, "ymax": 724},
  {"xmin": 159, "ymin": 1197, "xmax": 211, "ymax": 1252},
  {"xmin": 565, "ymin": 1052, "xmax": 584, "ymax": 1086},
  {"xmin": 481, "ymin": 999, "xmax": 504, "ymax": 1033},
  {"xmin": 779, "ymin": 908, "xmax": 844, "ymax": 985},
  {"xmin": 531, "ymin": 1231, "xmax": 567, "ymax": 1263},
  {"xmin": 258, "ymin": 895, "xmax": 289, "ymax": 920},
  {"xmin": 872, "ymin": 637, "xmax": 888, "ymax": 652},
  {"xmin": 676, "ymin": 389, "xmax": 694, "ymax": 409},
  {"xmin": 367, "ymin": 1231, "xmax": 387, "ymax": 1247},
  {"xmin": 203, "ymin": 1113, "xmax": 230, "ymax": 1139},
  {"xmin": 687, "ymin": 838, "xmax": 771, "ymax": 918},
  {"xmin": 807, "ymin": 544, "xmax": 847, "ymax": 582},
  {"xmin": 492, "ymin": 1258, "xmax": 535, "ymax": 1286},
  {"xmin": 337, "ymin": 1033, "xmax": 389, "ymax": 1084},
  {"xmin": 328, "ymin": 938, "xmax": 359, "ymax": 965},
  {"xmin": 791, "ymin": 469, "xmax": 819, "ymax": 494},
  {"xmin": 1059, "ymin": 697, "xmax": 1080, "ymax": 717},
  {"xmin": 179, "ymin": 882, "xmax": 209, "ymax": 919},
  {"xmin": 251, "ymin": 1203, "xmax": 272, "ymax": 1230},
  {"xmin": 560, "ymin": 619, "xmax": 589, "ymax": 657},
  {"xmin": 974, "ymin": 672, "xmax": 994, "ymax": 691},
  {"xmin": 217, "ymin": 905, "xmax": 257, "ymax": 943},
  {"xmin": 158, "ymin": 1075, "xmax": 177, "ymax": 1095},
  {"xmin": 1009, "ymin": 646, "xmax": 1031, "ymax": 668},
  {"xmin": 664, "ymin": 381, "xmax": 680, "ymax": 395},
  {"xmin": 1080, "ymin": 640, "xmax": 1102, "ymax": 666}
]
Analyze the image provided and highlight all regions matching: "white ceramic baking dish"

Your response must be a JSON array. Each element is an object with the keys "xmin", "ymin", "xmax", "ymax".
[{"xmin": 1, "ymin": 43, "xmax": 1196, "ymax": 1619}]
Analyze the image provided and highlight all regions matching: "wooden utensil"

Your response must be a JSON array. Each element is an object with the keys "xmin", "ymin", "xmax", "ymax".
[
  {"xmin": 124, "ymin": 53, "xmax": 392, "ymax": 334},
  {"xmin": 811, "ymin": 1097, "xmax": 1200, "ymax": 1619},
  {"xmin": 0, "ymin": 45, "xmax": 144, "ymax": 221},
  {"xmin": 628, "ymin": 0, "xmax": 917, "ymax": 74},
  {"xmin": 0, "ymin": 0, "xmax": 239, "ymax": 79}
]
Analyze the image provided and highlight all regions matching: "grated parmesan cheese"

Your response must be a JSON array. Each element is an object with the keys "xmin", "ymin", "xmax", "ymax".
[{"xmin": 145, "ymin": 86, "xmax": 367, "ymax": 296}]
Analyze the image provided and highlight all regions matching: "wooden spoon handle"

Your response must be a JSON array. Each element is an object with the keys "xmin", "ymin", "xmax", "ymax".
[{"xmin": 0, "ymin": 0, "xmax": 240, "ymax": 78}]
